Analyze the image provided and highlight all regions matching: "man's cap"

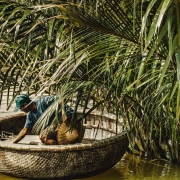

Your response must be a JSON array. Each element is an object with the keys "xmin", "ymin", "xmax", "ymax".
[{"xmin": 14, "ymin": 94, "xmax": 31, "ymax": 112}]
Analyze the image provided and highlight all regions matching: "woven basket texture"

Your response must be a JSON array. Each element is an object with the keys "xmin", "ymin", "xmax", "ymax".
[{"xmin": 0, "ymin": 110, "xmax": 128, "ymax": 179}]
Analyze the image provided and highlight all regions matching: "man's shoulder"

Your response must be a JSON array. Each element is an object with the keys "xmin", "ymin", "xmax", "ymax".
[
  {"xmin": 36, "ymin": 95, "xmax": 57, "ymax": 108},
  {"xmin": 40, "ymin": 95, "xmax": 56, "ymax": 100},
  {"xmin": 34, "ymin": 95, "xmax": 56, "ymax": 102},
  {"xmin": 43, "ymin": 95, "xmax": 57, "ymax": 103}
]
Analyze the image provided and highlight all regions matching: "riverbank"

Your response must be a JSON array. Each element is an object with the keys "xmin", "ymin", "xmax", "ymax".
[{"xmin": 0, "ymin": 92, "xmax": 22, "ymax": 118}]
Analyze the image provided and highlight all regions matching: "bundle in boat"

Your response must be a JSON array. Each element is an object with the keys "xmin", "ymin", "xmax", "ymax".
[
  {"xmin": 57, "ymin": 118, "xmax": 82, "ymax": 145},
  {"xmin": 57, "ymin": 108, "xmax": 84, "ymax": 145}
]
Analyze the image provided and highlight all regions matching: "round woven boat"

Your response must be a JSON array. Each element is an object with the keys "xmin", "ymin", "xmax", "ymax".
[{"xmin": 0, "ymin": 110, "xmax": 128, "ymax": 179}]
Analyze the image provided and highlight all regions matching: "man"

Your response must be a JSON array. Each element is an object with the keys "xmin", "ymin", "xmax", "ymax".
[{"xmin": 13, "ymin": 94, "xmax": 74, "ymax": 145}]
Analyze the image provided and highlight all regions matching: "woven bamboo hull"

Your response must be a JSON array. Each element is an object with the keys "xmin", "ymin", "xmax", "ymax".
[{"xmin": 0, "ymin": 110, "xmax": 128, "ymax": 179}]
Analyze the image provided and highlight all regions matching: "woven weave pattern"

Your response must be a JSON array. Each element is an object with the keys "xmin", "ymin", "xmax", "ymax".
[{"xmin": 0, "ymin": 110, "xmax": 128, "ymax": 179}]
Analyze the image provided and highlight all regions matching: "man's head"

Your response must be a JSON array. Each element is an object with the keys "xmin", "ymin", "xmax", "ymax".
[{"xmin": 14, "ymin": 94, "xmax": 31, "ymax": 112}]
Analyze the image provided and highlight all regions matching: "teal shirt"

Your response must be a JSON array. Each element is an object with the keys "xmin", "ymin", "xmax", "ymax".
[{"xmin": 25, "ymin": 96, "xmax": 73, "ymax": 129}]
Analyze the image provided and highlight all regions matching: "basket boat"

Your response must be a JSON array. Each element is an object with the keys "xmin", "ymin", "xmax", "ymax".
[{"xmin": 0, "ymin": 110, "xmax": 128, "ymax": 179}]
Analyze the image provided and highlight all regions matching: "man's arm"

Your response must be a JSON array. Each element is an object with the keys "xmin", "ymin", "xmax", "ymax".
[{"xmin": 13, "ymin": 127, "xmax": 29, "ymax": 143}]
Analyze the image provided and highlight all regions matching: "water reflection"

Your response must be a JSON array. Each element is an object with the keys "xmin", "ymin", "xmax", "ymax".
[{"xmin": 1, "ymin": 153, "xmax": 180, "ymax": 180}]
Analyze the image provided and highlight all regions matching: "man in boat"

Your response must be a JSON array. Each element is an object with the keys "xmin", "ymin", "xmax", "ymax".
[{"xmin": 13, "ymin": 94, "xmax": 74, "ymax": 145}]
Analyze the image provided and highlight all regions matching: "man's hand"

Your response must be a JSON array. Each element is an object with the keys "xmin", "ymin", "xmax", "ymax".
[{"xmin": 13, "ymin": 127, "xmax": 28, "ymax": 143}]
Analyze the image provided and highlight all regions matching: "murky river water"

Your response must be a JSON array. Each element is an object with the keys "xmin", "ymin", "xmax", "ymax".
[{"xmin": 0, "ymin": 153, "xmax": 180, "ymax": 180}]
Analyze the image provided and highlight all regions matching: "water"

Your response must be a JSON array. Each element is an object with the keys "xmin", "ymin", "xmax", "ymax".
[{"xmin": 0, "ymin": 153, "xmax": 180, "ymax": 180}]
